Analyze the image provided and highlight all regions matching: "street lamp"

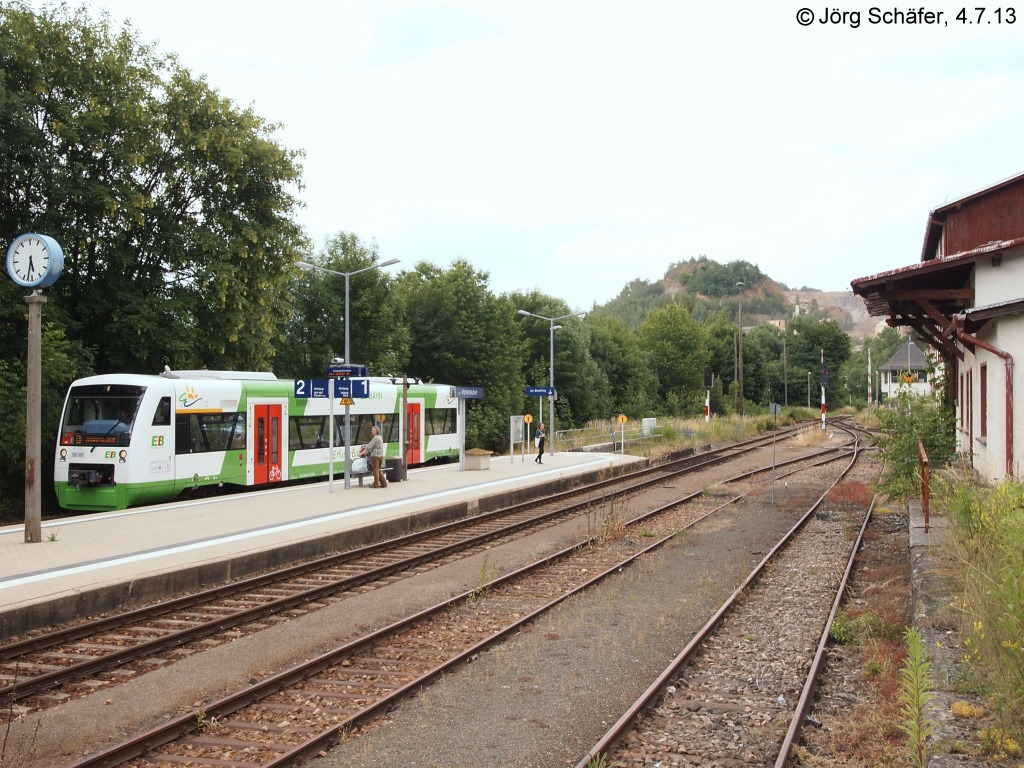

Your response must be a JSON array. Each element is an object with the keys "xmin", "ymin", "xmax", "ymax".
[
  {"xmin": 296, "ymin": 258, "xmax": 400, "ymax": 365},
  {"xmin": 296, "ymin": 258, "xmax": 400, "ymax": 488},
  {"xmin": 736, "ymin": 282, "xmax": 745, "ymax": 417},
  {"xmin": 517, "ymin": 309, "xmax": 585, "ymax": 457},
  {"xmin": 782, "ymin": 331, "xmax": 788, "ymax": 407},
  {"xmin": 807, "ymin": 371, "xmax": 812, "ymax": 408}
]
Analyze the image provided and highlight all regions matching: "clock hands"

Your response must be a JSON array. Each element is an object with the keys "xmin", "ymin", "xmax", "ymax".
[{"xmin": 27, "ymin": 253, "xmax": 35, "ymax": 278}]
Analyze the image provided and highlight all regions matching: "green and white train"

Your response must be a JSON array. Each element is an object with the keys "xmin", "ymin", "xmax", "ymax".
[{"xmin": 54, "ymin": 370, "xmax": 459, "ymax": 511}]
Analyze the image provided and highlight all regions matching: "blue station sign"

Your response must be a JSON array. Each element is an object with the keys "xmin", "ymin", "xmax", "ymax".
[
  {"xmin": 454, "ymin": 386, "xmax": 484, "ymax": 399},
  {"xmin": 295, "ymin": 378, "xmax": 370, "ymax": 399},
  {"xmin": 525, "ymin": 386, "xmax": 555, "ymax": 397}
]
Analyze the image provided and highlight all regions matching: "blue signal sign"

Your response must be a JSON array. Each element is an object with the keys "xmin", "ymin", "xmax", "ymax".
[{"xmin": 294, "ymin": 378, "xmax": 370, "ymax": 399}]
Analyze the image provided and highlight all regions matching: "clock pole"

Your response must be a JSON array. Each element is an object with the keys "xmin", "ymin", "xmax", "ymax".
[{"xmin": 24, "ymin": 292, "xmax": 46, "ymax": 543}]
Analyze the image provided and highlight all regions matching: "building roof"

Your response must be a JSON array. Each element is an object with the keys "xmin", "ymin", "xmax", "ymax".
[
  {"xmin": 878, "ymin": 340, "xmax": 929, "ymax": 372},
  {"xmin": 850, "ymin": 170, "xmax": 1024, "ymax": 362}
]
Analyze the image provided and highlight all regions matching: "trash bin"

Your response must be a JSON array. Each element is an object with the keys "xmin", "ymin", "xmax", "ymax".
[{"xmin": 384, "ymin": 458, "xmax": 403, "ymax": 483}]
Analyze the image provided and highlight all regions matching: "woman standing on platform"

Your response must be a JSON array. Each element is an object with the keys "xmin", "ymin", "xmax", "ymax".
[
  {"xmin": 535, "ymin": 423, "xmax": 546, "ymax": 464},
  {"xmin": 359, "ymin": 426, "xmax": 388, "ymax": 488}
]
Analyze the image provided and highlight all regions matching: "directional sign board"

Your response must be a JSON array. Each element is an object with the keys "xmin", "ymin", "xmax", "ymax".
[
  {"xmin": 326, "ymin": 363, "xmax": 368, "ymax": 378},
  {"xmin": 525, "ymin": 386, "xmax": 555, "ymax": 397},
  {"xmin": 294, "ymin": 378, "xmax": 370, "ymax": 399}
]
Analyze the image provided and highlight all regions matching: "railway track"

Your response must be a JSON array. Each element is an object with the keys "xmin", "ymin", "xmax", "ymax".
[
  {"xmin": 576, "ymin": 428, "xmax": 874, "ymax": 767},
  {"xmin": 0, "ymin": 424, "xmax": 837, "ymax": 718},
  {"xmin": 14, "ymin": 424, "xmax": 868, "ymax": 768}
]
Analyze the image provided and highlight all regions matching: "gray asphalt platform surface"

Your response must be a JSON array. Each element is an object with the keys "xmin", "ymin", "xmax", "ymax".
[{"xmin": 0, "ymin": 450, "xmax": 642, "ymax": 638}]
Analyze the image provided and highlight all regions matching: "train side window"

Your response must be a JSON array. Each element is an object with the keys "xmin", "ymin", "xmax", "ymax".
[
  {"xmin": 379, "ymin": 415, "xmax": 397, "ymax": 443},
  {"xmin": 291, "ymin": 416, "xmax": 329, "ymax": 449},
  {"xmin": 152, "ymin": 397, "xmax": 172, "ymax": 426},
  {"xmin": 175, "ymin": 414, "xmax": 191, "ymax": 454},
  {"xmin": 227, "ymin": 413, "xmax": 245, "ymax": 451},
  {"xmin": 426, "ymin": 408, "xmax": 455, "ymax": 435}
]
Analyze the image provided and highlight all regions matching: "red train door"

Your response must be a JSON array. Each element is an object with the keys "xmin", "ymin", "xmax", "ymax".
[
  {"xmin": 406, "ymin": 401, "xmax": 422, "ymax": 465},
  {"xmin": 253, "ymin": 404, "xmax": 283, "ymax": 484}
]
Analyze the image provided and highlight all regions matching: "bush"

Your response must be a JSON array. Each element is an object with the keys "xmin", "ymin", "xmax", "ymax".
[{"xmin": 874, "ymin": 391, "xmax": 955, "ymax": 501}]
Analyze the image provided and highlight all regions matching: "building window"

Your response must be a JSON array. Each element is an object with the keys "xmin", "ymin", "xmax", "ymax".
[
  {"xmin": 959, "ymin": 373, "xmax": 964, "ymax": 429},
  {"xmin": 979, "ymin": 363, "xmax": 988, "ymax": 440}
]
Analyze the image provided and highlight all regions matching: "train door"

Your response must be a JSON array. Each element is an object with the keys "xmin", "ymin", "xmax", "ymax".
[
  {"xmin": 253, "ymin": 403, "xmax": 284, "ymax": 484},
  {"xmin": 405, "ymin": 401, "xmax": 422, "ymax": 465}
]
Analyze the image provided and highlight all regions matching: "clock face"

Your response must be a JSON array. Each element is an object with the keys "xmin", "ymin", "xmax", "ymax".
[{"xmin": 6, "ymin": 233, "xmax": 64, "ymax": 288}]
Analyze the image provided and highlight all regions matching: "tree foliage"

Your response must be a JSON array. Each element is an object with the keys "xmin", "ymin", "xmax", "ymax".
[
  {"xmin": 394, "ymin": 260, "xmax": 525, "ymax": 448},
  {"xmin": 0, "ymin": 2, "xmax": 306, "ymax": 374},
  {"xmin": 276, "ymin": 234, "xmax": 407, "ymax": 378},
  {"xmin": 675, "ymin": 256, "xmax": 765, "ymax": 298},
  {"xmin": 636, "ymin": 304, "xmax": 709, "ymax": 415},
  {"xmin": 874, "ymin": 390, "xmax": 956, "ymax": 501}
]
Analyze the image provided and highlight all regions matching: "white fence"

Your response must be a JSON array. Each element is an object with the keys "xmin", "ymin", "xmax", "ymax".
[{"xmin": 555, "ymin": 421, "xmax": 665, "ymax": 453}]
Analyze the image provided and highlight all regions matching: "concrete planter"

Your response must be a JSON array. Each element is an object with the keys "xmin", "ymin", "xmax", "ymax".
[{"xmin": 465, "ymin": 448, "xmax": 492, "ymax": 470}]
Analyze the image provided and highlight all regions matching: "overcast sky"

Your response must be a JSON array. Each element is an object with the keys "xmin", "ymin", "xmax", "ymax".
[{"xmin": 51, "ymin": 1, "xmax": 1024, "ymax": 309}]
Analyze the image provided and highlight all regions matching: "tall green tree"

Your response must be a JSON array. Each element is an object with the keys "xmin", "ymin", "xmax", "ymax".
[
  {"xmin": 586, "ymin": 313, "xmax": 657, "ymax": 418},
  {"xmin": 636, "ymin": 303, "xmax": 709, "ymax": 415},
  {"xmin": 787, "ymin": 315, "xmax": 853, "ymax": 403},
  {"xmin": 0, "ymin": 3, "xmax": 306, "ymax": 374},
  {"xmin": 276, "ymin": 233, "xmax": 408, "ymax": 378},
  {"xmin": 512, "ymin": 292, "xmax": 609, "ymax": 428},
  {"xmin": 394, "ymin": 260, "xmax": 525, "ymax": 449}
]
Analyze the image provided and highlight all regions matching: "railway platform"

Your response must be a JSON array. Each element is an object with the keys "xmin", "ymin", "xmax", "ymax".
[{"xmin": 0, "ymin": 450, "xmax": 642, "ymax": 639}]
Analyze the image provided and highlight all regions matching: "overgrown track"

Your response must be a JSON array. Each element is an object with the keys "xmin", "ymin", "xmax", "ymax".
[
  {"xmin": 0, "ymin": 424, "xmax": 837, "ymax": 717},
  {"xmin": 49, "ymin": 424, "xmax": 864, "ymax": 768},
  {"xmin": 575, "ymin": 426, "xmax": 874, "ymax": 767}
]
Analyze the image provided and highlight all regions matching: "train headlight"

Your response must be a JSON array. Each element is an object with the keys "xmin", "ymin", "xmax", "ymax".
[
  {"xmin": 59, "ymin": 449, "xmax": 68, "ymax": 462},
  {"xmin": 119, "ymin": 450, "xmax": 128, "ymax": 463}
]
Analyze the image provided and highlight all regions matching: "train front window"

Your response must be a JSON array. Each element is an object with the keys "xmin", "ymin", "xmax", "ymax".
[{"xmin": 60, "ymin": 384, "xmax": 146, "ymax": 447}]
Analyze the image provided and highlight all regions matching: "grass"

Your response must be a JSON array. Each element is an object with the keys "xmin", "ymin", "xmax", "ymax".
[{"xmin": 936, "ymin": 468, "xmax": 1024, "ymax": 739}]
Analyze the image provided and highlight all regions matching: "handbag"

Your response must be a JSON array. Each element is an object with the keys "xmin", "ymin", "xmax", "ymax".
[
  {"xmin": 534, "ymin": 436, "xmax": 540, "ymax": 447},
  {"xmin": 352, "ymin": 456, "xmax": 369, "ymax": 474}
]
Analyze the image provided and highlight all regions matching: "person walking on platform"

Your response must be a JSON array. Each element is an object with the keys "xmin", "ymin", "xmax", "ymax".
[
  {"xmin": 535, "ymin": 423, "xmax": 546, "ymax": 464},
  {"xmin": 360, "ymin": 425, "xmax": 388, "ymax": 488}
]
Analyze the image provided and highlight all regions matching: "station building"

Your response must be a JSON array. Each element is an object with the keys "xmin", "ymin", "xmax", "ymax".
[{"xmin": 851, "ymin": 170, "xmax": 1024, "ymax": 482}]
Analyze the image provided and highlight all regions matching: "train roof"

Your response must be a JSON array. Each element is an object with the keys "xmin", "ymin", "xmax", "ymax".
[{"xmin": 159, "ymin": 367, "xmax": 277, "ymax": 380}]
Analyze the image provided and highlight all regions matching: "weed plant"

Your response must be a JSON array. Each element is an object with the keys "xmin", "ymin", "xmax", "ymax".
[
  {"xmin": 899, "ymin": 627, "xmax": 935, "ymax": 767},
  {"xmin": 937, "ymin": 470, "xmax": 1024, "ymax": 736},
  {"xmin": 873, "ymin": 390, "xmax": 955, "ymax": 501}
]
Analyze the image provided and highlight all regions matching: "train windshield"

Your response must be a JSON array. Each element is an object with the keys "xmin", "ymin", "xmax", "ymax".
[{"xmin": 59, "ymin": 383, "xmax": 147, "ymax": 447}]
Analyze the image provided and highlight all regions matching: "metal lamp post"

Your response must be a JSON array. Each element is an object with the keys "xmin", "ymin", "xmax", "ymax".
[
  {"xmin": 735, "ymin": 282, "xmax": 745, "ymax": 417},
  {"xmin": 296, "ymin": 258, "xmax": 400, "ymax": 487},
  {"xmin": 807, "ymin": 371, "xmax": 812, "ymax": 408},
  {"xmin": 517, "ymin": 309, "xmax": 585, "ymax": 457},
  {"xmin": 783, "ymin": 331, "xmax": 788, "ymax": 407}
]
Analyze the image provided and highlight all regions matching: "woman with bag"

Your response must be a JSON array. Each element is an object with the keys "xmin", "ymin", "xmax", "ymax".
[
  {"xmin": 535, "ymin": 423, "xmax": 546, "ymax": 464},
  {"xmin": 359, "ymin": 425, "xmax": 388, "ymax": 488}
]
